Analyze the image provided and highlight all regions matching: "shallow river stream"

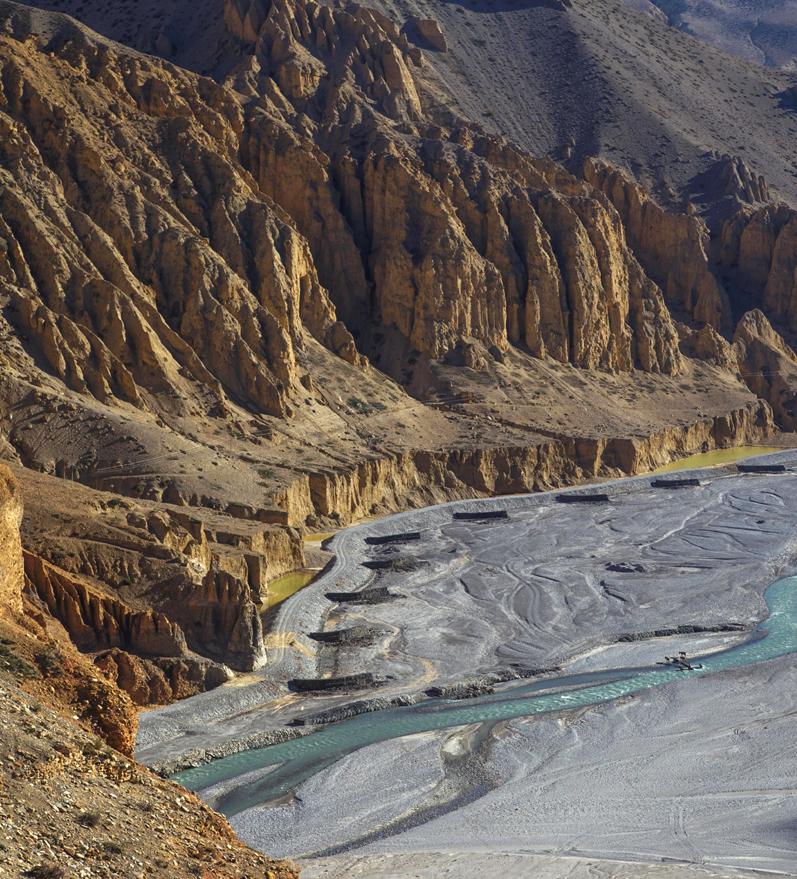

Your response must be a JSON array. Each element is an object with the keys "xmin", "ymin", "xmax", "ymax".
[{"xmin": 174, "ymin": 574, "xmax": 797, "ymax": 817}]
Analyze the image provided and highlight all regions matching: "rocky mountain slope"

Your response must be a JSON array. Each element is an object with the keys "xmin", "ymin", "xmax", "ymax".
[
  {"xmin": 26, "ymin": 0, "xmax": 797, "ymax": 207},
  {"xmin": 0, "ymin": 0, "xmax": 795, "ymax": 719},
  {"xmin": 630, "ymin": 0, "xmax": 797, "ymax": 71},
  {"xmin": 347, "ymin": 0, "xmax": 797, "ymax": 208},
  {"xmin": 0, "ymin": 462, "xmax": 297, "ymax": 878}
]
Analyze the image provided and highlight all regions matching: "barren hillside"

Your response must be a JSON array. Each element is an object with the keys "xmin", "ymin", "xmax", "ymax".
[
  {"xmin": 0, "ymin": 463, "xmax": 298, "ymax": 878},
  {"xmin": 635, "ymin": 0, "xmax": 797, "ymax": 71},
  {"xmin": 24, "ymin": 0, "xmax": 797, "ymax": 207}
]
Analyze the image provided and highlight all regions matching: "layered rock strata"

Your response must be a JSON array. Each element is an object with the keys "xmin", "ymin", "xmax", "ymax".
[
  {"xmin": 0, "ymin": 0, "xmax": 792, "ymax": 704},
  {"xmin": 0, "ymin": 463, "xmax": 23, "ymax": 616}
]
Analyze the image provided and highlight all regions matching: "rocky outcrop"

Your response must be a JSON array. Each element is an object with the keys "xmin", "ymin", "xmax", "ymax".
[
  {"xmin": 584, "ymin": 159, "xmax": 797, "ymax": 430},
  {"xmin": 271, "ymin": 401, "xmax": 774, "ymax": 527},
  {"xmin": 587, "ymin": 159, "xmax": 797, "ymax": 344},
  {"xmin": 692, "ymin": 155, "xmax": 769, "ymax": 206},
  {"xmin": 159, "ymin": 566, "xmax": 267, "ymax": 671},
  {"xmin": 0, "ymin": 464, "xmax": 23, "ymax": 616},
  {"xmin": 407, "ymin": 16, "xmax": 447, "ymax": 52},
  {"xmin": 24, "ymin": 544, "xmax": 266, "ymax": 675},
  {"xmin": 733, "ymin": 310, "xmax": 797, "ymax": 430},
  {"xmin": 0, "ymin": 668, "xmax": 298, "ymax": 878},
  {"xmin": 719, "ymin": 204, "xmax": 797, "ymax": 333},
  {"xmin": 239, "ymin": 0, "xmax": 684, "ymax": 375},
  {"xmin": 15, "ymin": 466, "xmax": 305, "ymax": 672},
  {"xmin": 679, "ymin": 323, "xmax": 739, "ymax": 371},
  {"xmin": 569, "ymin": 400, "xmax": 773, "ymax": 475},
  {"xmin": 23, "ymin": 551, "xmax": 188, "ymax": 656},
  {"xmin": 95, "ymin": 647, "xmax": 232, "ymax": 706},
  {"xmin": 0, "ymin": 17, "xmax": 356, "ymax": 423},
  {"xmin": 584, "ymin": 159, "xmax": 732, "ymax": 334}
]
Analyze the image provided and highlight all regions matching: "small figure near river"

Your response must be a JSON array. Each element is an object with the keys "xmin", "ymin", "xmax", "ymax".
[{"xmin": 657, "ymin": 651, "xmax": 704, "ymax": 671}]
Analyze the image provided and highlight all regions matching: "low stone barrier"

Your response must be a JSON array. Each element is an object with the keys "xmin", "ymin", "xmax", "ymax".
[
  {"xmin": 426, "ymin": 678, "xmax": 495, "ymax": 699},
  {"xmin": 453, "ymin": 510, "xmax": 509, "ymax": 520},
  {"xmin": 307, "ymin": 626, "xmax": 381, "ymax": 645},
  {"xmin": 616, "ymin": 622, "xmax": 746, "ymax": 642},
  {"xmin": 325, "ymin": 586, "xmax": 394, "ymax": 604},
  {"xmin": 556, "ymin": 492, "xmax": 609, "ymax": 504},
  {"xmin": 362, "ymin": 557, "xmax": 421, "ymax": 571},
  {"xmin": 651, "ymin": 478, "xmax": 701, "ymax": 488},
  {"xmin": 288, "ymin": 673, "xmax": 377, "ymax": 693},
  {"xmin": 291, "ymin": 694, "xmax": 418, "ymax": 726},
  {"xmin": 365, "ymin": 531, "xmax": 422, "ymax": 545}
]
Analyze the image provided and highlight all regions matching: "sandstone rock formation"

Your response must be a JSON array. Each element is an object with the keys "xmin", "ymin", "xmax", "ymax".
[
  {"xmin": 584, "ymin": 159, "xmax": 732, "ymax": 334},
  {"xmin": 235, "ymin": 0, "xmax": 684, "ymax": 375},
  {"xmin": 407, "ymin": 16, "xmax": 447, "ymax": 52},
  {"xmin": 95, "ymin": 647, "xmax": 232, "ymax": 705},
  {"xmin": 16, "ymin": 468, "xmax": 300, "ymax": 674},
  {"xmin": 719, "ymin": 204, "xmax": 797, "ymax": 334},
  {"xmin": 733, "ymin": 310, "xmax": 797, "ymax": 431},
  {"xmin": 24, "ymin": 552, "xmax": 188, "ymax": 656},
  {"xmin": 0, "ymin": 464, "xmax": 23, "ymax": 616}
]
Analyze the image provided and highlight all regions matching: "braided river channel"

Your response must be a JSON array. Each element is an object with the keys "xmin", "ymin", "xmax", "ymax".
[{"xmin": 173, "ymin": 574, "xmax": 797, "ymax": 818}]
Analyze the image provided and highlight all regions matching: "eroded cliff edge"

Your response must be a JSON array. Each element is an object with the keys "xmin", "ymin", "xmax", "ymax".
[
  {"xmin": 0, "ymin": 0, "xmax": 794, "ymax": 698},
  {"xmin": 0, "ymin": 463, "xmax": 298, "ymax": 878}
]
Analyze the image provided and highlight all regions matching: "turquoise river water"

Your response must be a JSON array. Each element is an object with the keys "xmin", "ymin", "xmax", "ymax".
[{"xmin": 174, "ymin": 575, "xmax": 797, "ymax": 817}]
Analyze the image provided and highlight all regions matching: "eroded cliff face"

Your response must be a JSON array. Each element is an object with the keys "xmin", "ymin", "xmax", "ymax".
[
  {"xmin": 0, "ymin": 463, "xmax": 144, "ymax": 755},
  {"xmin": 733, "ymin": 309, "xmax": 797, "ymax": 431},
  {"xmin": 584, "ymin": 159, "xmax": 732, "ymax": 334},
  {"xmin": 0, "ymin": 0, "xmax": 689, "ymax": 450},
  {"xmin": 23, "ymin": 552, "xmax": 187, "ymax": 656},
  {"xmin": 0, "ymin": 0, "xmax": 792, "ymax": 702},
  {"xmin": 584, "ymin": 158, "xmax": 797, "ymax": 424},
  {"xmin": 0, "ymin": 19, "xmax": 356, "ymax": 423},
  {"xmin": 234, "ymin": 0, "xmax": 684, "ymax": 375},
  {"xmin": 17, "ymin": 469, "xmax": 306, "ymax": 675},
  {"xmin": 719, "ymin": 204, "xmax": 797, "ymax": 334}
]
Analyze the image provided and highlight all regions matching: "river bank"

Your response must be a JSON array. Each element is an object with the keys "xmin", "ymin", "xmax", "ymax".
[
  {"xmin": 138, "ymin": 448, "xmax": 797, "ymax": 872},
  {"xmin": 266, "ymin": 444, "xmax": 789, "ymax": 615}
]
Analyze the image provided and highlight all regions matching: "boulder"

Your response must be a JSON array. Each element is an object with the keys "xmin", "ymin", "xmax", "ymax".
[{"xmin": 409, "ymin": 16, "xmax": 447, "ymax": 52}]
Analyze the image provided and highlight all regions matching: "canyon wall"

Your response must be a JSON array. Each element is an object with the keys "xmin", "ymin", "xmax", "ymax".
[
  {"xmin": 275, "ymin": 400, "xmax": 774, "ymax": 527},
  {"xmin": 0, "ymin": 0, "xmax": 694, "ymax": 417},
  {"xmin": 0, "ymin": 0, "xmax": 791, "ymax": 703}
]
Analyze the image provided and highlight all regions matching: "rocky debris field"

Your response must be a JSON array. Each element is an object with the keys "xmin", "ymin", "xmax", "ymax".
[{"xmin": 0, "ymin": 667, "xmax": 298, "ymax": 879}]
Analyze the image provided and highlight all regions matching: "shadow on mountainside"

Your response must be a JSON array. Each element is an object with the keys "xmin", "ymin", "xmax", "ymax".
[{"xmin": 441, "ymin": 0, "xmax": 571, "ymax": 12}]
